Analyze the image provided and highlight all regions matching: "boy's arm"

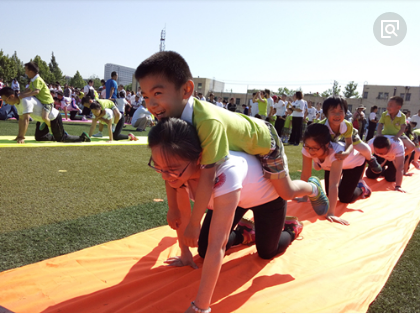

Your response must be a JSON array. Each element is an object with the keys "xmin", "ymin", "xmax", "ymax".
[
  {"xmin": 394, "ymin": 123, "xmax": 406, "ymax": 140},
  {"xmin": 106, "ymin": 120, "xmax": 113, "ymax": 141},
  {"xmin": 19, "ymin": 89, "xmax": 39, "ymax": 99},
  {"xmin": 326, "ymin": 160, "xmax": 349, "ymax": 225},
  {"xmin": 183, "ymin": 166, "xmax": 216, "ymax": 248},
  {"xmin": 17, "ymin": 114, "xmax": 30, "ymax": 143},
  {"xmin": 335, "ymin": 137, "xmax": 353, "ymax": 160},
  {"xmin": 376, "ymin": 123, "xmax": 383, "ymax": 136}
]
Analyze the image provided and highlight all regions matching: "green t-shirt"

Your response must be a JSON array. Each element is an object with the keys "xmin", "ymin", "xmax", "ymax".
[
  {"xmin": 30, "ymin": 75, "xmax": 54, "ymax": 105},
  {"xmin": 379, "ymin": 110, "xmax": 406, "ymax": 135},
  {"xmin": 98, "ymin": 99, "xmax": 116, "ymax": 110},
  {"xmin": 257, "ymin": 99, "xmax": 268, "ymax": 116},
  {"xmin": 191, "ymin": 98, "xmax": 271, "ymax": 165},
  {"xmin": 319, "ymin": 118, "xmax": 353, "ymax": 141},
  {"xmin": 284, "ymin": 115, "xmax": 293, "ymax": 128}
]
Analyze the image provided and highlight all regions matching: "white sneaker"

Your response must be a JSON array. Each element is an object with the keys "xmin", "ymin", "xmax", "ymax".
[{"xmin": 92, "ymin": 132, "xmax": 103, "ymax": 138}]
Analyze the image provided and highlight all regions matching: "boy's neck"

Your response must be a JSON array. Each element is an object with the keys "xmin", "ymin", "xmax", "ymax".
[{"xmin": 389, "ymin": 110, "xmax": 399, "ymax": 118}]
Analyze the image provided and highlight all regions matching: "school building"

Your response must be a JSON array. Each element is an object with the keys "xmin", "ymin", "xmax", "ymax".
[{"xmin": 104, "ymin": 63, "xmax": 136, "ymax": 87}]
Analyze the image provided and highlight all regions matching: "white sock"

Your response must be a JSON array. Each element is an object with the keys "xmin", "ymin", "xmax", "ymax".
[{"xmin": 309, "ymin": 183, "xmax": 318, "ymax": 198}]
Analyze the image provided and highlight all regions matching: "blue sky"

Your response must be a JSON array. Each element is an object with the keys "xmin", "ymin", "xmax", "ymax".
[{"xmin": 1, "ymin": 0, "xmax": 419, "ymax": 95}]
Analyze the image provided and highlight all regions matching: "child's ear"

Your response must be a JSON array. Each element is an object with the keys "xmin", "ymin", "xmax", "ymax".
[{"xmin": 181, "ymin": 80, "xmax": 194, "ymax": 100}]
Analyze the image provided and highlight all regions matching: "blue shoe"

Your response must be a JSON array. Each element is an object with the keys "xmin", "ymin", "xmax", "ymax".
[
  {"xmin": 357, "ymin": 180, "xmax": 372, "ymax": 198},
  {"xmin": 308, "ymin": 176, "xmax": 329, "ymax": 215},
  {"xmin": 39, "ymin": 122, "xmax": 47, "ymax": 131}
]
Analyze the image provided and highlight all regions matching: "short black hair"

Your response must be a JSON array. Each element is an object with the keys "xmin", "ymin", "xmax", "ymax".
[
  {"xmin": 119, "ymin": 91, "xmax": 125, "ymax": 98},
  {"xmin": 148, "ymin": 118, "xmax": 201, "ymax": 162},
  {"xmin": 0, "ymin": 87, "xmax": 16, "ymax": 98},
  {"xmin": 101, "ymin": 79, "xmax": 105, "ymax": 84},
  {"xmin": 389, "ymin": 96, "xmax": 403, "ymax": 107},
  {"xmin": 90, "ymin": 102, "xmax": 102, "ymax": 110},
  {"xmin": 371, "ymin": 105, "xmax": 378, "ymax": 112},
  {"xmin": 303, "ymin": 123, "xmax": 331, "ymax": 147},
  {"xmin": 24, "ymin": 62, "xmax": 39, "ymax": 74},
  {"xmin": 81, "ymin": 95, "xmax": 92, "ymax": 105},
  {"xmin": 111, "ymin": 71, "xmax": 117, "ymax": 78},
  {"xmin": 373, "ymin": 136, "xmax": 391, "ymax": 149},
  {"xmin": 135, "ymin": 51, "xmax": 193, "ymax": 90},
  {"xmin": 88, "ymin": 80, "xmax": 93, "ymax": 84},
  {"xmin": 322, "ymin": 96, "xmax": 348, "ymax": 116}
]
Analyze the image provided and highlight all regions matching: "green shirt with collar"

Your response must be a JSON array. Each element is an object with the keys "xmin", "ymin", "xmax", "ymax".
[
  {"xmin": 379, "ymin": 110, "xmax": 406, "ymax": 135},
  {"xmin": 29, "ymin": 75, "xmax": 54, "ymax": 105}
]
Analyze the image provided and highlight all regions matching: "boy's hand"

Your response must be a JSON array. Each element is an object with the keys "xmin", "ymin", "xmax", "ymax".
[
  {"xmin": 392, "ymin": 136, "xmax": 400, "ymax": 142},
  {"xmin": 164, "ymin": 251, "xmax": 197, "ymax": 269},
  {"xmin": 167, "ymin": 210, "xmax": 181, "ymax": 230},
  {"xmin": 334, "ymin": 151, "xmax": 349, "ymax": 161},
  {"xmin": 17, "ymin": 138, "xmax": 25, "ymax": 144},
  {"xmin": 326, "ymin": 214, "xmax": 349, "ymax": 225},
  {"xmin": 183, "ymin": 222, "xmax": 200, "ymax": 247}
]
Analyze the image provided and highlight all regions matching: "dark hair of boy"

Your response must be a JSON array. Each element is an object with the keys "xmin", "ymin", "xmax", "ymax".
[
  {"xmin": 90, "ymin": 102, "xmax": 102, "ymax": 111},
  {"xmin": 0, "ymin": 87, "xmax": 16, "ymax": 98},
  {"xmin": 81, "ymin": 95, "xmax": 92, "ymax": 105},
  {"xmin": 148, "ymin": 117, "xmax": 202, "ymax": 163},
  {"xmin": 322, "ymin": 95, "xmax": 348, "ymax": 116},
  {"xmin": 252, "ymin": 92, "xmax": 256, "ymax": 96},
  {"xmin": 88, "ymin": 80, "xmax": 93, "ymax": 84},
  {"xmin": 135, "ymin": 51, "xmax": 193, "ymax": 90},
  {"xmin": 370, "ymin": 105, "xmax": 378, "ymax": 112},
  {"xmin": 389, "ymin": 96, "xmax": 403, "ymax": 107},
  {"xmin": 101, "ymin": 79, "xmax": 105, "ymax": 85},
  {"xmin": 111, "ymin": 71, "xmax": 117, "ymax": 78},
  {"xmin": 303, "ymin": 123, "xmax": 331, "ymax": 147},
  {"xmin": 119, "ymin": 91, "xmax": 125, "ymax": 98},
  {"xmin": 296, "ymin": 91, "xmax": 303, "ymax": 100},
  {"xmin": 373, "ymin": 135, "xmax": 391, "ymax": 149},
  {"xmin": 56, "ymin": 81, "xmax": 60, "ymax": 85},
  {"xmin": 24, "ymin": 62, "xmax": 39, "ymax": 74},
  {"xmin": 265, "ymin": 89, "xmax": 271, "ymax": 96},
  {"xmin": 56, "ymin": 91, "xmax": 63, "ymax": 96}
]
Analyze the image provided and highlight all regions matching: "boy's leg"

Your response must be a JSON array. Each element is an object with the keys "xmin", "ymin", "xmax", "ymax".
[
  {"xmin": 262, "ymin": 121, "xmax": 329, "ymax": 214},
  {"xmin": 365, "ymin": 155, "xmax": 385, "ymax": 179},
  {"xmin": 50, "ymin": 114, "xmax": 89, "ymax": 142},
  {"xmin": 113, "ymin": 115, "xmax": 129, "ymax": 140},
  {"xmin": 338, "ymin": 165, "xmax": 365, "ymax": 203},
  {"xmin": 112, "ymin": 107, "xmax": 120, "ymax": 124},
  {"xmin": 41, "ymin": 104, "xmax": 51, "ymax": 127},
  {"xmin": 354, "ymin": 140, "xmax": 382, "ymax": 173},
  {"xmin": 401, "ymin": 136, "xmax": 415, "ymax": 172}
]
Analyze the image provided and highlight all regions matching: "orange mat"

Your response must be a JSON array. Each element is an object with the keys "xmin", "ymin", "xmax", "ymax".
[{"xmin": 1, "ymin": 171, "xmax": 420, "ymax": 313}]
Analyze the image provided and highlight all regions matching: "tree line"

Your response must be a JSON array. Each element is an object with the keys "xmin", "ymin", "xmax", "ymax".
[{"xmin": 0, "ymin": 50, "xmax": 102, "ymax": 91}]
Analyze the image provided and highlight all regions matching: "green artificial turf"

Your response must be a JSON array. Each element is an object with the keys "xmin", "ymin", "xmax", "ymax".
[{"xmin": 0, "ymin": 119, "xmax": 419, "ymax": 312}]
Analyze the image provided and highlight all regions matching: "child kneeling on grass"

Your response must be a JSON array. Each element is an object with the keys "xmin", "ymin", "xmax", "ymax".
[
  {"xmin": 136, "ymin": 51, "xmax": 329, "ymax": 250},
  {"xmin": 89, "ymin": 102, "xmax": 137, "ymax": 142},
  {"xmin": 148, "ymin": 118, "xmax": 303, "ymax": 313}
]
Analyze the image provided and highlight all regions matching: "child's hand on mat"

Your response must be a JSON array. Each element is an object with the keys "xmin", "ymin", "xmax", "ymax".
[
  {"xmin": 183, "ymin": 223, "xmax": 200, "ymax": 247},
  {"xmin": 17, "ymin": 138, "xmax": 25, "ymax": 144},
  {"xmin": 167, "ymin": 210, "xmax": 181, "ymax": 230},
  {"xmin": 294, "ymin": 196, "xmax": 308, "ymax": 203},
  {"xmin": 106, "ymin": 140, "xmax": 113, "ymax": 143},
  {"xmin": 164, "ymin": 253, "xmax": 198, "ymax": 269},
  {"xmin": 334, "ymin": 151, "xmax": 349, "ymax": 161},
  {"xmin": 326, "ymin": 214, "xmax": 349, "ymax": 225}
]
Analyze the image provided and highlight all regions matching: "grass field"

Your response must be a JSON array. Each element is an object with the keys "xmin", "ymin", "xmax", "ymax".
[{"xmin": 0, "ymin": 119, "xmax": 419, "ymax": 312}]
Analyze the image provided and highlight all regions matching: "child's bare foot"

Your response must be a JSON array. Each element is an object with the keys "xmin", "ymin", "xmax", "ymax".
[{"xmin": 412, "ymin": 160, "xmax": 420, "ymax": 170}]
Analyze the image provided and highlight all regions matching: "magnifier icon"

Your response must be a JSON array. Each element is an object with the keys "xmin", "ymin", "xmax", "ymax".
[
  {"xmin": 385, "ymin": 24, "xmax": 398, "ymax": 37},
  {"xmin": 381, "ymin": 20, "xmax": 400, "ymax": 38}
]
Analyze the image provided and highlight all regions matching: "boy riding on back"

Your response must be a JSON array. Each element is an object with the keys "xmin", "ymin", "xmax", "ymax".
[{"xmin": 135, "ymin": 51, "xmax": 329, "ymax": 248}]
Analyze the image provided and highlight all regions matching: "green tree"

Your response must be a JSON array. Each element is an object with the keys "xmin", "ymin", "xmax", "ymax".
[
  {"xmin": 0, "ymin": 50, "xmax": 17, "ymax": 85},
  {"xmin": 343, "ymin": 81, "xmax": 360, "ymax": 98},
  {"xmin": 277, "ymin": 87, "xmax": 300, "ymax": 96},
  {"xmin": 48, "ymin": 52, "xmax": 65, "ymax": 85},
  {"xmin": 321, "ymin": 89, "xmax": 332, "ymax": 97},
  {"xmin": 322, "ymin": 80, "xmax": 341, "ymax": 98},
  {"xmin": 32, "ymin": 55, "xmax": 55, "ymax": 84},
  {"xmin": 70, "ymin": 71, "xmax": 86, "ymax": 89},
  {"xmin": 125, "ymin": 83, "xmax": 132, "ymax": 91},
  {"xmin": 10, "ymin": 51, "xmax": 25, "ymax": 91}
]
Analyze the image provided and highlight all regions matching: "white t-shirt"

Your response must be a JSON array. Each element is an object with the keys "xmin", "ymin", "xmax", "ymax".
[
  {"xmin": 274, "ymin": 100, "xmax": 286, "ymax": 116},
  {"xmin": 291, "ymin": 100, "xmax": 305, "ymax": 117},
  {"xmin": 131, "ymin": 106, "xmax": 152, "ymax": 126},
  {"xmin": 369, "ymin": 112, "xmax": 377, "ymax": 122},
  {"xmin": 99, "ymin": 108, "xmax": 114, "ymax": 125},
  {"xmin": 267, "ymin": 97, "xmax": 274, "ymax": 116},
  {"xmin": 410, "ymin": 114, "xmax": 420, "ymax": 129},
  {"xmin": 58, "ymin": 96, "xmax": 79, "ymax": 111},
  {"xmin": 368, "ymin": 136, "xmax": 405, "ymax": 161},
  {"xmin": 250, "ymin": 99, "xmax": 259, "ymax": 117},
  {"xmin": 187, "ymin": 151, "xmax": 278, "ymax": 210},
  {"xmin": 115, "ymin": 98, "xmax": 128, "ymax": 113},
  {"xmin": 307, "ymin": 107, "xmax": 316, "ymax": 122},
  {"xmin": 16, "ymin": 97, "xmax": 59, "ymax": 122},
  {"xmin": 316, "ymin": 109, "xmax": 323, "ymax": 118},
  {"xmin": 100, "ymin": 89, "xmax": 106, "ymax": 99},
  {"xmin": 302, "ymin": 141, "xmax": 365, "ymax": 171},
  {"xmin": 215, "ymin": 102, "xmax": 224, "ymax": 108},
  {"xmin": 83, "ymin": 85, "xmax": 94, "ymax": 95}
]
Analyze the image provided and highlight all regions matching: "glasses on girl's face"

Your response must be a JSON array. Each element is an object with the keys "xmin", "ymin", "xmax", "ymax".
[
  {"xmin": 303, "ymin": 144, "xmax": 322, "ymax": 152},
  {"xmin": 148, "ymin": 156, "xmax": 191, "ymax": 178}
]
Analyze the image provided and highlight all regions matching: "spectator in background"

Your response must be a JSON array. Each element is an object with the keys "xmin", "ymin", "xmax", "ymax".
[
  {"xmin": 250, "ymin": 92, "xmax": 259, "ymax": 117},
  {"xmin": 118, "ymin": 84, "xmax": 126, "ymax": 99},
  {"xmin": 353, "ymin": 105, "xmax": 366, "ymax": 138},
  {"xmin": 11, "ymin": 78, "xmax": 20, "ymax": 92},
  {"xmin": 215, "ymin": 97, "xmax": 223, "ymax": 108},
  {"xmin": 115, "ymin": 91, "xmax": 129, "ymax": 121},
  {"xmin": 131, "ymin": 101, "xmax": 153, "ymax": 131},
  {"xmin": 105, "ymin": 71, "xmax": 118, "ymax": 101},
  {"xmin": 410, "ymin": 109, "xmax": 420, "ymax": 130},
  {"xmin": 207, "ymin": 93, "xmax": 216, "ymax": 104},
  {"xmin": 198, "ymin": 92, "xmax": 206, "ymax": 101},
  {"xmin": 63, "ymin": 84, "xmax": 71, "ymax": 97},
  {"xmin": 0, "ymin": 78, "xmax": 4, "ymax": 90},
  {"xmin": 366, "ymin": 106, "xmax": 378, "ymax": 142},
  {"xmin": 100, "ymin": 80, "xmax": 106, "ymax": 99},
  {"xmin": 55, "ymin": 81, "xmax": 63, "ymax": 92},
  {"xmin": 222, "ymin": 99, "xmax": 228, "ymax": 109},
  {"xmin": 127, "ymin": 94, "xmax": 142, "ymax": 124},
  {"xmin": 241, "ymin": 104, "xmax": 249, "ymax": 115},
  {"xmin": 265, "ymin": 89, "xmax": 274, "ymax": 119},
  {"xmin": 288, "ymin": 92, "xmax": 305, "ymax": 146},
  {"xmin": 84, "ymin": 80, "xmax": 95, "ymax": 99},
  {"xmin": 273, "ymin": 94, "xmax": 286, "ymax": 136},
  {"xmin": 227, "ymin": 97, "xmax": 237, "ymax": 112},
  {"xmin": 306, "ymin": 101, "xmax": 316, "ymax": 126}
]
